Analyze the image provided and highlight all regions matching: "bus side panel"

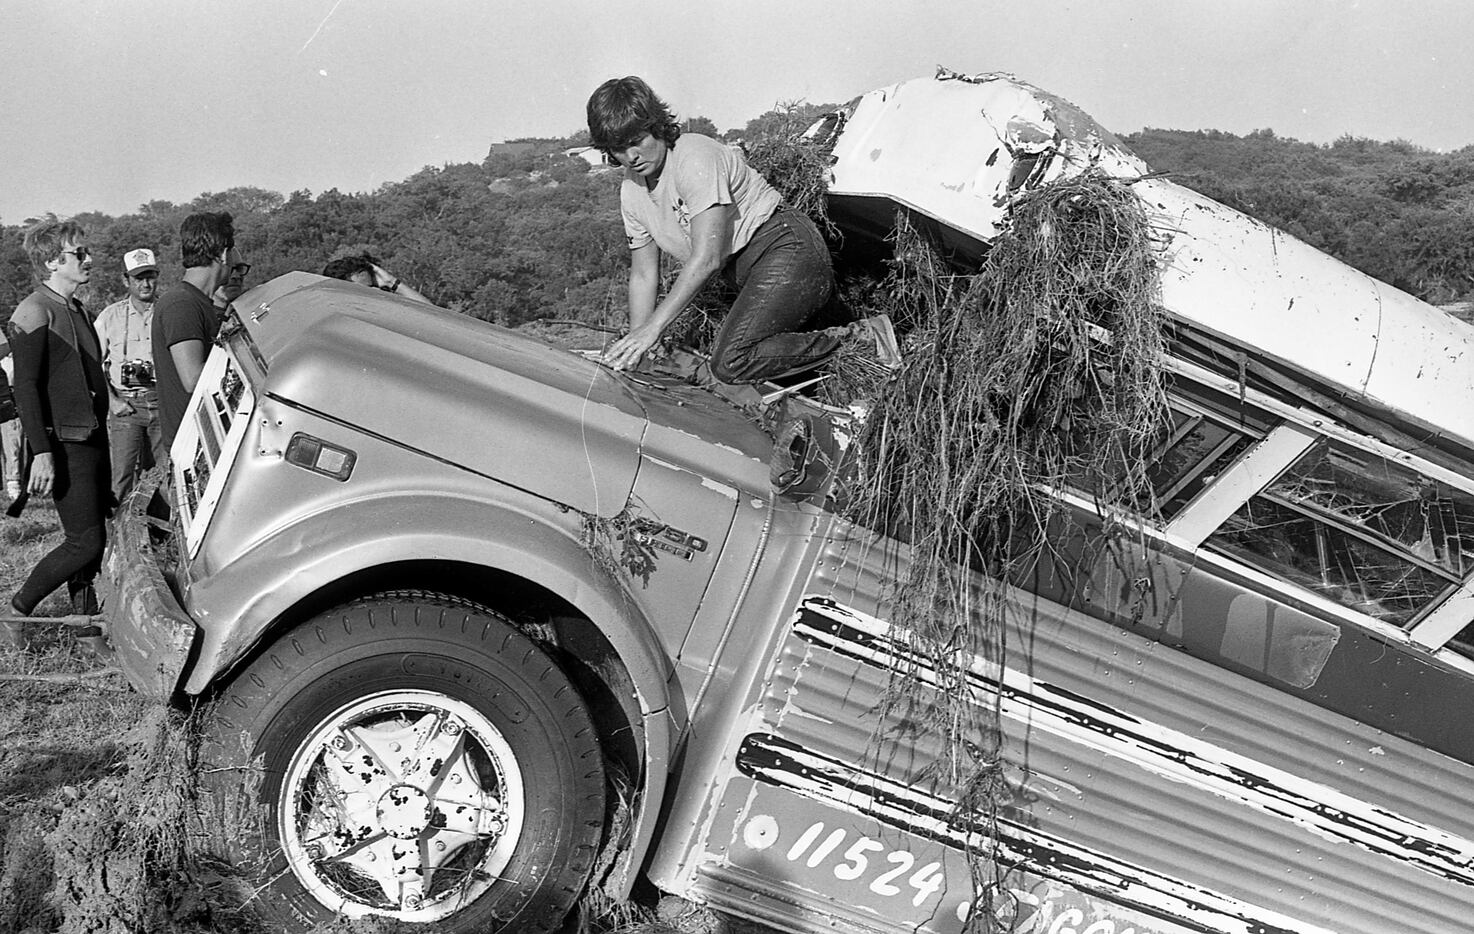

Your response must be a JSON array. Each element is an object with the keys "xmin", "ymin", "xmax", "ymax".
[
  {"xmin": 1025, "ymin": 507, "xmax": 1474, "ymax": 764},
  {"xmin": 686, "ymin": 530, "xmax": 1474, "ymax": 934}
]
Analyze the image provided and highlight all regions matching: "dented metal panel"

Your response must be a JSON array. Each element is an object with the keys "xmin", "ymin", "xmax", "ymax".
[
  {"xmin": 822, "ymin": 71, "xmax": 1474, "ymax": 457},
  {"xmin": 96, "ymin": 479, "xmax": 195, "ymax": 698},
  {"xmin": 824, "ymin": 70, "xmax": 1146, "ymax": 248},
  {"xmin": 1145, "ymin": 178, "xmax": 1474, "ymax": 451}
]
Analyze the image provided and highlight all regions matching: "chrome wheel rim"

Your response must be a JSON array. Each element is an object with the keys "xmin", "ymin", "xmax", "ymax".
[{"xmin": 279, "ymin": 689, "xmax": 525, "ymax": 920}]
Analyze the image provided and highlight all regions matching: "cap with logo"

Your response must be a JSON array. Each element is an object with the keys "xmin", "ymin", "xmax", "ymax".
[{"xmin": 123, "ymin": 248, "xmax": 158, "ymax": 277}]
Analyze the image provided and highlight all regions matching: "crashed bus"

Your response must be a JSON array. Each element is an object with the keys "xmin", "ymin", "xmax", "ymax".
[{"xmin": 102, "ymin": 72, "xmax": 1474, "ymax": 933}]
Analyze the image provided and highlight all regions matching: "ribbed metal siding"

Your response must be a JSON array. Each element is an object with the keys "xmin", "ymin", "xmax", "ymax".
[{"xmin": 733, "ymin": 531, "xmax": 1474, "ymax": 934}]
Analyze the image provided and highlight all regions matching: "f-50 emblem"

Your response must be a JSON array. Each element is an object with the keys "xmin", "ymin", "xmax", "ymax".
[{"xmin": 634, "ymin": 523, "xmax": 708, "ymax": 561}]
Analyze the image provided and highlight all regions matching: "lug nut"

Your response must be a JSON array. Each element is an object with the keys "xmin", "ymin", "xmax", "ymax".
[
  {"xmin": 443, "ymin": 721, "xmax": 462, "ymax": 736},
  {"xmin": 305, "ymin": 843, "xmax": 324, "ymax": 860},
  {"xmin": 333, "ymin": 735, "xmax": 352, "ymax": 752},
  {"xmin": 404, "ymin": 893, "xmax": 423, "ymax": 909}
]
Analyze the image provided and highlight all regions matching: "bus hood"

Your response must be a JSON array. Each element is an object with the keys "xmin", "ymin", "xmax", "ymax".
[
  {"xmin": 229, "ymin": 273, "xmax": 774, "ymax": 517},
  {"xmin": 231, "ymin": 273, "xmax": 646, "ymax": 518}
]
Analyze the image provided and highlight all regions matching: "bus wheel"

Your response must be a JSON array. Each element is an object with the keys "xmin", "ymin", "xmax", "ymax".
[{"xmin": 202, "ymin": 595, "xmax": 605, "ymax": 933}]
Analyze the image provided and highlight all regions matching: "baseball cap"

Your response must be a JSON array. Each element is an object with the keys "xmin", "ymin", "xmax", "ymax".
[{"xmin": 123, "ymin": 248, "xmax": 158, "ymax": 277}]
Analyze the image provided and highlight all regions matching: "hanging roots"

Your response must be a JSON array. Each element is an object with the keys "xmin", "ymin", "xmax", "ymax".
[
  {"xmin": 581, "ymin": 507, "xmax": 661, "ymax": 588},
  {"xmin": 840, "ymin": 171, "xmax": 1168, "ymax": 932}
]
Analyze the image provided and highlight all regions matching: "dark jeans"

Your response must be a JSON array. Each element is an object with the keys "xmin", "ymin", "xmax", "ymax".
[
  {"xmin": 108, "ymin": 392, "xmax": 164, "ymax": 501},
  {"xmin": 710, "ymin": 208, "xmax": 846, "ymax": 384},
  {"xmin": 12, "ymin": 436, "xmax": 108, "ymax": 615}
]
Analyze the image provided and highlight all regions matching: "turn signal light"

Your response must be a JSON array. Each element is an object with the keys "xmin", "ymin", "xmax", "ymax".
[{"xmin": 284, "ymin": 433, "xmax": 356, "ymax": 481}]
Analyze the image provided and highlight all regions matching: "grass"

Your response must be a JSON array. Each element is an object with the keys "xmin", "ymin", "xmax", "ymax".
[{"xmin": 1, "ymin": 498, "xmax": 151, "ymax": 932}]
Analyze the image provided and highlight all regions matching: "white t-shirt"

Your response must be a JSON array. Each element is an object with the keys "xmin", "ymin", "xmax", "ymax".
[{"xmin": 619, "ymin": 133, "xmax": 782, "ymax": 263}]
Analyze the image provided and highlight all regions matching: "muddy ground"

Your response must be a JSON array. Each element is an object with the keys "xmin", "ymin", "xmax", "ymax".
[{"xmin": 0, "ymin": 500, "xmax": 764, "ymax": 934}]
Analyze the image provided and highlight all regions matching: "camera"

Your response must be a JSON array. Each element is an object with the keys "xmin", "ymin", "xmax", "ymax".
[{"xmin": 121, "ymin": 359, "xmax": 155, "ymax": 389}]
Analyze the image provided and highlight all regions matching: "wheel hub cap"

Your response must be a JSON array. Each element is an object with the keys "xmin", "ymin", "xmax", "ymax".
[
  {"xmin": 377, "ymin": 783, "xmax": 432, "ymax": 839},
  {"xmin": 281, "ymin": 692, "xmax": 526, "ymax": 920}
]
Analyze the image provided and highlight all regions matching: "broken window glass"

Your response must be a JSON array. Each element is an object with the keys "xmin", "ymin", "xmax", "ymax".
[
  {"xmin": 1145, "ymin": 409, "xmax": 1260, "ymax": 518},
  {"xmin": 1072, "ymin": 380, "xmax": 1272, "ymax": 523},
  {"xmin": 1267, "ymin": 440, "xmax": 1474, "ymax": 578},
  {"xmin": 1205, "ymin": 438, "xmax": 1474, "ymax": 625}
]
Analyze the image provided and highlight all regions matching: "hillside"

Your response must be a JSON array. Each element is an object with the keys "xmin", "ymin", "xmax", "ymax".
[{"xmin": 4, "ymin": 111, "xmax": 1472, "ymax": 335}]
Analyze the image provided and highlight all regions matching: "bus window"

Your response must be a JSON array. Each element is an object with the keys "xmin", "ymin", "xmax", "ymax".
[
  {"xmin": 1078, "ymin": 380, "xmax": 1273, "ymax": 523},
  {"xmin": 1452, "ymin": 623, "xmax": 1474, "ymax": 660},
  {"xmin": 1205, "ymin": 437, "xmax": 1474, "ymax": 625},
  {"xmin": 1144, "ymin": 407, "xmax": 1261, "ymax": 518}
]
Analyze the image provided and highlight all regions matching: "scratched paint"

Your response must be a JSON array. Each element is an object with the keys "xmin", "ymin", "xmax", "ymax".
[
  {"xmin": 792, "ymin": 597, "xmax": 1474, "ymax": 889},
  {"xmin": 735, "ymin": 733, "xmax": 1327, "ymax": 934}
]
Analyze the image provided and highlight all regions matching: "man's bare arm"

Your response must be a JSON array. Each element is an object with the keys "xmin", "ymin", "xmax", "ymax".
[{"xmin": 170, "ymin": 340, "xmax": 208, "ymax": 394}]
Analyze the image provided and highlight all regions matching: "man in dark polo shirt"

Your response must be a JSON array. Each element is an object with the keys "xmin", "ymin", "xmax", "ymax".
[{"xmin": 152, "ymin": 211, "xmax": 241, "ymax": 452}]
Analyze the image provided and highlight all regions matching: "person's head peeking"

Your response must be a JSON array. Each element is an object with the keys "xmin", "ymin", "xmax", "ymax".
[{"xmin": 321, "ymin": 254, "xmax": 376, "ymax": 287}]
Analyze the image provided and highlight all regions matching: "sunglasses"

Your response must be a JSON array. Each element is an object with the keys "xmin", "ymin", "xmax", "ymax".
[
  {"xmin": 231, "ymin": 262, "xmax": 252, "ymax": 278},
  {"xmin": 61, "ymin": 247, "xmax": 92, "ymax": 261}
]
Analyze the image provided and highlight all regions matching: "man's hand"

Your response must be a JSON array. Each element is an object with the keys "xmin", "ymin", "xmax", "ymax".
[
  {"xmin": 28, "ymin": 452, "xmax": 55, "ymax": 497},
  {"xmin": 603, "ymin": 324, "xmax": 663, "ymax": 372},
  {"xmin": 109, "ymin": 395, "xmax": 134, "ymax": 417}
]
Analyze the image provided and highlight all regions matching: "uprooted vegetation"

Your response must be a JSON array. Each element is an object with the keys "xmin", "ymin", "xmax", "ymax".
[
  {"xmin": 0, "ymin": 673, "xmax": 249, "ymax": 934},
  {"xmin": 43, "ymin": 706, "xmax": 262, "ymax": 934},
  {"xmin": 837, "ymin": 171, "xmax": 1167, "ymax": 929},
  {"xmin": 664, "ymin": 128, "xmax": 1171, "ymax": 931}
]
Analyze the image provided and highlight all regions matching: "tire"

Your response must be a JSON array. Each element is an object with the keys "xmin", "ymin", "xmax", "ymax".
[{"xmin": 202, "ymin": 595, "xmax": 606, "ymax": 932}]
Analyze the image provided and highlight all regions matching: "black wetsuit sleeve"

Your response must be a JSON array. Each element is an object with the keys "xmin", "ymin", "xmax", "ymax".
[{"xmin": 9, "ymin": 311, "xmax": 53, "ymax": 454}]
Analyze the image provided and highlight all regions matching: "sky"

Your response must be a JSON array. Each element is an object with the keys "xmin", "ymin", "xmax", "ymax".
[{"xmin": 1, "ymin": 0, "xmax": 1472, "ymax": 224}]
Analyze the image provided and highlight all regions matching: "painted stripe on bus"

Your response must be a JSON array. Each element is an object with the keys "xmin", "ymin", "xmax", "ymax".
[{"xmin": 791, "ymin": 597, "xmax": 1474, "ymax": 888}]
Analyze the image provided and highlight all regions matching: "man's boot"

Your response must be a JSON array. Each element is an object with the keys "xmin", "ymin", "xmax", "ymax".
[
  {"xmin": 70, "ymin": 583, "xmax": 100, "ymax": 617},
  {"xmin": 68, "ymin": 584, "xmax": 111, "ymax": 659},
  {"xmin": 3, "ymin": 598, "xmax": 28, "ymax": 651}
]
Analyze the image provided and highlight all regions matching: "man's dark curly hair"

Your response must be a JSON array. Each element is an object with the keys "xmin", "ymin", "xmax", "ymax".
[{"xmin": 586, "ymin": 76, "xmax": 682, "ymax": 157}]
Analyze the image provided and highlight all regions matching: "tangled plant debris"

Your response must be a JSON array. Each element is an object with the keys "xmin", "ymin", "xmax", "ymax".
[{"xmin": 839, "ymin": 171, "xmax": 1168, "ymax": 930}]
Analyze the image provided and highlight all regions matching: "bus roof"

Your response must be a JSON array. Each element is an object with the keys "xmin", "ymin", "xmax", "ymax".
[{"xmin": 821, "ymin": 70, "xmax": 1474, "ymax": 460}]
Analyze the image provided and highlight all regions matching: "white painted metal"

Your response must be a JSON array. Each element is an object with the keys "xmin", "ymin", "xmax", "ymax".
[{"xmin": 825, "ymin": 71, "xmax": 1474, "ymax": 457}]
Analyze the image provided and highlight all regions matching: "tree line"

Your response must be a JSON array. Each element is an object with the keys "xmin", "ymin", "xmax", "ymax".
[
  {"xmin": 3, "ymin": 109, "xmax": 1472, "ymax": 335},
  {"xmin": 1125, "ymin": 127, "xmax": 1474, "ymax": 305}
]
